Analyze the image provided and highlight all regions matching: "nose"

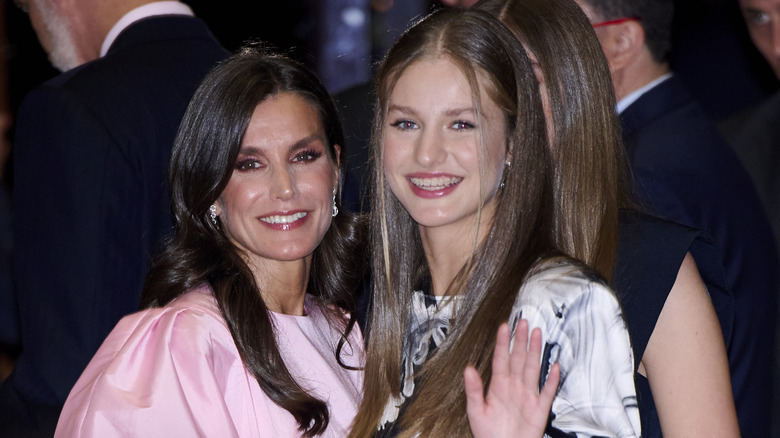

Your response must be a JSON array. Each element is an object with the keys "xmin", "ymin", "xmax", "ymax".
[
  {"xmin": 270, "ymin": 165, "xmax": 298, "ymax": 201},
  {"xmin": 413, "ymin": 126, "xmax": 447, "ymax": 167}
]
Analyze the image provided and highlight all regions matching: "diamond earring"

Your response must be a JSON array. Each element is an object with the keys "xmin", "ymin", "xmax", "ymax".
[
  {"xmin": 209, "ymin": 204, "xmax": 218, "ymax": 225},
  {"xmin": 332, "ymin": 189, "xmax": 339, "ymax": 217}
]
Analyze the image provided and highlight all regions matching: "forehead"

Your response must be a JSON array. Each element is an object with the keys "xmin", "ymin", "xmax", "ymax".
[
  {"xmin": 740, "ymin": 0, "xmax": 780, "ymax": 10},
  {"xmin": 390, "ymin": 56, "xmax": 489, "ymax": 104},
  {"xmin": 243, "ymin": 93, "xmax": 323, "ymax": 145},
  {"xmin": 387, "ymin": 56, "xmax": 511, "ymax": 133},
  {"xmin": 400, "ymin": 57, "xmax": 468, "ymax": 85}
]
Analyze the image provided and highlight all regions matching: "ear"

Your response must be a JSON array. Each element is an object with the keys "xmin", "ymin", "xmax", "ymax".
[{"xmin": 597, "ymin": 20, "xmax": 645, "ymax": 73}]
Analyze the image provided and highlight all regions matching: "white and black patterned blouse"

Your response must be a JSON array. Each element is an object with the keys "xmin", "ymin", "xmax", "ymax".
[{"xmin": 376, "ymin": 259, "xmax": 641, "ymax": 438}]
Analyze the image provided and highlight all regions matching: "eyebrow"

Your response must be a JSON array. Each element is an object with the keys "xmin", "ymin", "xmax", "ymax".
[
  {"xmin": 387, "ymin": 104, "xmax": 416, "ymax": 115},
  {"xmin": 742, "ymin": 6, "xmax": 768, "ymax": 14},
  {"xmin": 290, "ymin": 134, "xmax": 325, "ymax": 151},
  {"xmin": 239, "ymin": 134, "xmax": 325, "ymax": 155},
  {"xmin": 387, "ymin": 104, "xmax": 476, "ymax": 117}
]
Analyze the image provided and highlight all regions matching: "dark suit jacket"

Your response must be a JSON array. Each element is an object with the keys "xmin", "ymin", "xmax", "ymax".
[
  {"xmin": 0, "ymin": 15, "xmax": 226, "ymax": 437},
  {"xmin": 621, "ymin": 75, "xmax": 779, "ymax": 438},
  {"xmin": 720, "ymin": 90, "xmax": 780, "ymax": 253}
]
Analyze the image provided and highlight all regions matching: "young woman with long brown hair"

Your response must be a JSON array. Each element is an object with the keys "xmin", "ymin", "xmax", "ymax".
[{"xmin": 350, "ymin": 8, "xmax": 640, "ymax": 438}]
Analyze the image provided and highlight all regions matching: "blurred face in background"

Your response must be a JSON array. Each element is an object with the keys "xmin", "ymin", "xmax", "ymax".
[{"xmin": 739, "ymin": 0, "xmax": 780, "ymax": 79}]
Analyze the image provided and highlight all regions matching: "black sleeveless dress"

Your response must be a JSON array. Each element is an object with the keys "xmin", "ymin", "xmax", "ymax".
[{"xmin": 614, "ymin": 210, "xmax": 734, "ymax": 438}]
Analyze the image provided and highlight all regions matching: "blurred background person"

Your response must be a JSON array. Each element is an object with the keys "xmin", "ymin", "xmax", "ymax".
[
  {"xmin": 0, "ymin": 0, "xmax": 226, "ymax": 436},
  {"xmin": 721, "ymin": 1, "xmax": 780, "ymax": 433},
  {"xmin": 477, "ymin": 0, "xmax": 739, "ymax": 436},
  {"xmin": 573, "ymin": 0, "xmax": 779, "ymax": 436},
  {"xmin": 723, "ymin": 0, "xmax": 780, "ymax": 247},
  {"xmin": 670, "ymin": 0, "xmax": 777, "ymax": 122}
]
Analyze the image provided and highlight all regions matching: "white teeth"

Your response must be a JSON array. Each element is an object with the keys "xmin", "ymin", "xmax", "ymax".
[
  {"xmin": 409, "ymin": 176, "xmax": 462, "ymax": 191},
  {"xmin": 260, "ymin": 212, "xmax": 307, "ymax": 224}
]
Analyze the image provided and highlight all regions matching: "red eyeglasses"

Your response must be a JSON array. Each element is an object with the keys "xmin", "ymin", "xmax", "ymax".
[{"xmin": 591, "ymin": 17, "xmax": 640, "ymax": 28}]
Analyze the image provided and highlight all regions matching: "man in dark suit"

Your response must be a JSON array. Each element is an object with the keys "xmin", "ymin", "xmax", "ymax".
[
  {"xmin": 722, "ymin": 2, "xmax": 780, "ymax": 433},
  {"xmin": 575, "ymin": 0, "xmax": 779, "ymax": 436},
  {"xmin": 0, "ymin": 1, "xmax": 226, "ymax": 436},
  {"xmin": 721, "ymin": 0, "xmax": 780, "ymax": 257}
]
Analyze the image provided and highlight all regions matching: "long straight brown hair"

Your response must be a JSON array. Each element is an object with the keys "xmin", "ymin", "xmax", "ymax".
[
  {"xmin": 350, "ymin": 8, "xmax": 557, "ymax": 438},
  {"xmin": 477, "ymin": 0, "xmax": 635, "ymax": 281}
]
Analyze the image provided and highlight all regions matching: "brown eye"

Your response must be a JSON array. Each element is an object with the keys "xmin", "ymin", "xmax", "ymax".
[
  {"xmin": 292, "ymin": 149, "xmax": 323, "ymax": 163},
  {"xmin": 235, "ymin": 158, "xmax": 263, "ymax": 171}
]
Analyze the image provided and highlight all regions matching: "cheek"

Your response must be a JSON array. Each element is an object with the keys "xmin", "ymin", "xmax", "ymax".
[
  {"xmin": 302, "ymin": 164, "xmax": 339, "ymax": 204},
  {"xmin": 748, "ymin": 27, "xmax": 771, "ymax": 53},
  {"xmin": 218, "ymin": 179, "xmax": 259, "ymax": 214},
  {"xmin": 381, "ymin": 141, "xmax": 412, "ymax": 203},
  {"xmin": 382, "ymin": 135, "xmax": 405, "ymax": 176},
  {"xmin": 453, "ymin": 141, "xmax": 482, "ymax": 174}
]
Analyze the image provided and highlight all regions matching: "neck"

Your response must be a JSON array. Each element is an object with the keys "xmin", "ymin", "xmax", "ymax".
[
  {"xmin": 419, "ymin": 216, "xmax": 491, "ymax": 297},
  {"xmin": 249, "ymin": 257, "xmax": 311, "ymax": 316},
  {"xmin": 79, "ymin": 0, "xmax": 162, "ymax": 60},
  {"xmin": 614, "ymin": 56, "xmax": 670, "ymax": 102}
]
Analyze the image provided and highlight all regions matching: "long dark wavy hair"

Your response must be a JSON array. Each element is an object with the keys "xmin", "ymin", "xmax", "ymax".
[
  {"xmin": 350, "ymin": 8, "xmax": 557, "ymax": 438},
  {"xmin": 476, "ymin": 0, "xmax": 635, "ymax": 281},
  {"xmin": 140, "ymin": 46, "xmax": 367, "ymax": 437}
]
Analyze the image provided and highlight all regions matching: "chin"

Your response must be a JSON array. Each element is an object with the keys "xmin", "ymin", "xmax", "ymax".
[
  {"xmin": 269, "ymin": 246, "xmax": 319, "ymax": 263},
  {"xmin": 408, "ymin": 212, "xmax": 461, "ymax": 229}
]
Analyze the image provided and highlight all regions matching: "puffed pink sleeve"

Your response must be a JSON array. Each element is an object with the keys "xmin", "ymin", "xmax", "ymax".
[{"xmin": 55, "ymin": 295, "xmax": 250, "ymax": 438}]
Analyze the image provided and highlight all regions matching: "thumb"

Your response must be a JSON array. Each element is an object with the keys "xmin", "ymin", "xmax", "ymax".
[{"xmin": 464, "ymin": 365, "xmax": 486, "ymax": 415}]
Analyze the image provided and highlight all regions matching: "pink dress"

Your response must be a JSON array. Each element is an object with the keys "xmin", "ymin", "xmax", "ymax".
[{"xmin": 54, "ymin": 284, "xmax": 364, "ymax": 437}]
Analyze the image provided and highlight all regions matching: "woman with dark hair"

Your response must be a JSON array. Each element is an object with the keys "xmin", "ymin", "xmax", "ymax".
[
  {"xmin": 475, "ymin": 0, "xmax": 740, "ymax": 436},
  {"xmin": 349, "ymin": 8, "xmax": 640, "ymax": 438},
  {"xmin": 54, "ymin": 47, "xmax": 366, "ymax": 437}
]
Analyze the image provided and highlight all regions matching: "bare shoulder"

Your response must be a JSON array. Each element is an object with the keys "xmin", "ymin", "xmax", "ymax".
[{"xmin": 642, "ymin": 252, "xmax": 740, "ymax": 437}]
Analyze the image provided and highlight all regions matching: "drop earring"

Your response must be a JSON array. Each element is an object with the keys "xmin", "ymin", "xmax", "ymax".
[
  {"xmin": 209, "ymin": 204, "xmax": 218, "ymax": 225},
  {"xmin": 332, "ymin": 189, "xmax": 339, "ymax": 217},
  {"xmin": 500, "ymin": 160, "xmax": 511, "ymax": 190}
]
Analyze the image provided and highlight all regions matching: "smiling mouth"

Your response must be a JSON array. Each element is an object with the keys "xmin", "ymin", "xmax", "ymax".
[
  {"xmin": 409, "ymin": 176, "xmax": 463, "ymax": 191},
  {"xmin": 260, "ymin": 212, "xmax": 308, "ymax": 224}
]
